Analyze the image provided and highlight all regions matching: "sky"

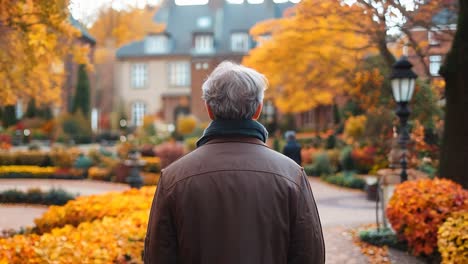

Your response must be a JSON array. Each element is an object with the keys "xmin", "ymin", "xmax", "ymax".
[{"xmin": 69, "ymin": 0, "xmax": 301, "ymax": 25}]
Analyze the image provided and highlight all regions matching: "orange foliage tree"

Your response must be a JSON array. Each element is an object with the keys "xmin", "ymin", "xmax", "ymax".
[
  {"xmin": 89, "ymin": 5, "xmax": 163, "ymax": 113},
  {"xmin": 0, "ymin": 0, "xmax": 91, "ymax": 105},
  {"xmin": 244, "ymin": 0, "xmax": 453, "ymax": 113}
]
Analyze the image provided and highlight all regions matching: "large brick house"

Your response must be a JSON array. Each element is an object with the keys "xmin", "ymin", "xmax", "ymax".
[
  {"xmin": 115, "ymin": 0, "xmax": 333, "ymax": 131},
  {"xmin": 404, "ymin": 7, "xmax": 457, "ymax": 81}
]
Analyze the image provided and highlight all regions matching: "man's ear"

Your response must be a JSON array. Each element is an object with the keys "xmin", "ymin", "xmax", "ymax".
[
  {"xmin": 205, "ymin": 102, "xmax": 215, "ymax": 120},
  {"xmin": 252, "ymin": 103, "xmax": 263, "ymax": 120}
]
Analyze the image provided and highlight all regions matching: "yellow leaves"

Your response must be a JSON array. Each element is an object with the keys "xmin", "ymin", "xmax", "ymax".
[
  {"xmin": 243, "ymin": 0, "xmax": 374, "ymax": 113},
  {"xmin": 0, "ymin": 186, "xmax": 157, "ymax": 263},
  {"xmin": 437, "ymin": 211, "xmax": 468, "ymax": 264},
  {"xmin": 0, "ymin": 0, "xmax": 89, "ymax": 105}
]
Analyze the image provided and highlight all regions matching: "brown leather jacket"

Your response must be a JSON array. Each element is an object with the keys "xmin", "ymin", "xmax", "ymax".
[{"xmin": 144, "ymin": 137, "xmax": 325, "ymax": 264}]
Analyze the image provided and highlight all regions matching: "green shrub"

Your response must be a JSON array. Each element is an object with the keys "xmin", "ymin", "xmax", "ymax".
[
  {"xmin": 44, "ymin": 189, "xmax": 75, "ymax": 205},
  {"xmin": 0, "ymin": 188, "xmax": 75, "ymax": 205},
  {"xmin": 359, "ymin": 228, "xmax": 408, "ymax": 251},
  {"xmin": 325, "ymin": 134, "xmax": 337, "ymax": 149},
  {"xmin": 304, "ymin": 164, "xmax": 316, "ymax": 176},
  {"xmin": 74, "ymin": 154, "xmax": 93, "ymax": 169},
  {"xmin": 340, "ymin": 146, "xmax": 355, "ymax": 173},
  {"xmin": 312, "ymin": 152, "xmax": 333, "ymax": 176},
  {"xmin": 418, "ymin": 163, "xmax": 436, "ymax": 179},
  {"xmin": 321, "ymin": 174, "xmax": 365, "ymax": 189}
]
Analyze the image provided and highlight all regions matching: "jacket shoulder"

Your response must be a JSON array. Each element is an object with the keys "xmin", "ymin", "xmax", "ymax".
[{"xmin": 161, "ymin": 141, "xmax": 304, "ymax": 189}]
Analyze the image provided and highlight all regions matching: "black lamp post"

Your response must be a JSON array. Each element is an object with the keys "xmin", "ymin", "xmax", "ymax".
[{"xmin": 390, "ymin": 56, "xmax": 418, "ymax": 182}]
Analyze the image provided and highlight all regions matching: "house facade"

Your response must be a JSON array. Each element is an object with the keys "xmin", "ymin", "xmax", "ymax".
[
  {"xmin": 405, "ymin": 7, "xmax": 456, "ymax": 81},
  {"xmin": 115, "ymin": 0, "xmax": 334, "ymax": 131}
]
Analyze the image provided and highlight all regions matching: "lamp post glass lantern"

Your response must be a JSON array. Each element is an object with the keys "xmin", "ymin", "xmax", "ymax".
[{"xmin": 390, "ymin": 56, "xmax": 417, "ymax": 182}]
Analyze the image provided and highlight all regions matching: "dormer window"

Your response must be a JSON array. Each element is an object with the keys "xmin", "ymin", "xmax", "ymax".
[
  {"xmin": 194, "ymin": 34, "xmax": 214, "ymax": 54},
  {"xmin": 231, "ymin": 32, "xmax": 250, "ymax": 52},
  {"xmin": 145, "ymin": 35, "xmax": 168, "ymax": 54}
]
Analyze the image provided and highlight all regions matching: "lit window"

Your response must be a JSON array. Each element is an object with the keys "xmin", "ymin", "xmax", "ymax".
[
  {"xmin": 428, "ymin": 31, "xmax": 439, "ymax": 45},
  {"xmin": 131, "ymin": 64, "xmax": 147, "ymax": 88},
  {"xmin": 16, "ymin": 100, "xmax": 23, "ymax": 119},
  {"xmin": 429, "ymin": 55, "xmax": 442, "ymax": 76},
  {"xmin": 194, "ymin": 34, "xmax": 214, "ymax": 53},
  {"xmin": 145, "ymin": 35, "xmax": 168, "ymax": 54},
  {"xmin": 231, "ymin": 32, "xmax": 250, "ymax": 52},
  {"xmin": 257, "ymin": 34, "xmax": 272, "ymax": 47},
  {"xmin": 169, "ymin": 61, "xmax": 190, "ymax": 86},
  {"xmin": 197, "ymin": 17, "xmax": 212, "ymax": 28},
  {"xmin": 132, "ymin": 102, "xmax": 146, "ymax": 127}
]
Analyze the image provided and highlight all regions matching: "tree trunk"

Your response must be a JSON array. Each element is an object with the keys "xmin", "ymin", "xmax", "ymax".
[{"xmin": 439, "ymin": 0, "xmax": 468, "ymax": 188}]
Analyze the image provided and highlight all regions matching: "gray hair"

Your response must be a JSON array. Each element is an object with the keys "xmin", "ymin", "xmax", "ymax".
[{"xmin": 202, "ymin": 61, "xmax": 268, "ymax": 120}]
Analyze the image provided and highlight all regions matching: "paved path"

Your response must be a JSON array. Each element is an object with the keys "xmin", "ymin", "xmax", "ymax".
[
  {"xmin": 0, "ymin": 179, "xmax": 129, "ymax": 231},
  {"xmin": 0, "ymin": 178, "xmax": 420, "ymax": 263}
]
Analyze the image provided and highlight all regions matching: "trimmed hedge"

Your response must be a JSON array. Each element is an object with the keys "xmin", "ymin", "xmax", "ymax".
[
  {"xmin": 359, "ymin": 228, "xmax": 408, "ymax": 251},
  {"xmin": 321, "ymin": 174, "xmax": 366, "ymax": 189},
  {"xmin": 0, "ymin": 188, "xmax": 75, "ymax": 205}
]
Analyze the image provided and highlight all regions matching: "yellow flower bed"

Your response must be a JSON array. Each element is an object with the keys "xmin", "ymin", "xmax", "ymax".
[
  {"xmin": 35, "ymin": 187, "xmax": 156, "ymax": 234},
  {"xmin": 0, "ymin": 211, "xmax": 149, "ymax": 264},
  {"xmin": 0, "ymin": 187, "xmax": 156, "ymax": 264},
  {"xmin": 0, "ymin": 166, "xmax": 56, "ymax": 174},
  {"xmin": 438, "ymin": 211, "xmax": 468, "ymax": 264},
  {"xmin": 88, "ymin": 166, "xmax": 111, "ymax": 181}
]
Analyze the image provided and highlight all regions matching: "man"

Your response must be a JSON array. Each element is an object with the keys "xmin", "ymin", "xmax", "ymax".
[
  {"xmin": 144, "ymin": 62, "xmax": 325, "ymax": 264},
  {"xmin": 283, "ymin": 131, "xmax": 302, "ymax": 166}
]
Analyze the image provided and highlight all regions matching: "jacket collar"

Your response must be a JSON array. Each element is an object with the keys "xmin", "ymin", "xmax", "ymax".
[{"xmin": 203, "ymin": 136, "xmax": 268, "ymax": 147}]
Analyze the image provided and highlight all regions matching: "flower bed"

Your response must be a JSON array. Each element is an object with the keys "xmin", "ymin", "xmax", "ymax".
[
  {"xmin": 34, "ymin": 187, "xmax": 156, "ymax": 234},
  {"xmin": 0, "ymin": 166, "xmax": 56, "ymax": 178},
  {"xmin": 0, "ymin": 166, "xmax": 83, "ymax": 179},
  {"xmin": 437, "ymin": 211, "xmax": 468, "ymax": 264},
  {"xmin": 0, "ymin": 188, "xmax": 75, "ymax": 205},
  {"xmin": 0, "ymin": 187, "xmax": 156, "ymax": 263},
  {"xmin": 386, "ymin": 179, "xmax": 468, "ymax": 256}
]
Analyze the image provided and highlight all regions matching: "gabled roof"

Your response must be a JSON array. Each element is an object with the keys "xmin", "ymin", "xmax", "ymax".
[
  {"xmin": 70, "ymin": 16, "xmax": 96, "ymax": 44},
  {"xmin": 432, "ymin": 8, "xmax": 457, "ymax": 25},
  {"xmin": 116, "ymin": 0, "xmax": 295, "ymax": 59}
]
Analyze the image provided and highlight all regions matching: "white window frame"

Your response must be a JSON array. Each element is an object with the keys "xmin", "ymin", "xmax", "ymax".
[
  {"xmin": 428, "ymin": 31, "xmax": 439, "ymax": 46},
  {"xmin": 131, "ymin": 64, "xmax": 147, "ymax": 88},
  {"xmin": 231, "ymin": 32, "xmax": 250, "ymax": 52},
  {"xmin": 429, "ymin": 55, "xmax": 442, "ymax": 76},
  {"xmin": 194, "ymin": 34, "xmax": 214, "ymax": 53},
  {"xmin": 145, "ymin": 35, "xmax": 168, "ymax": 54},
  {"xmin": 169, "ymin": 61, "xmax": 190, "ymax": 86},
  {"xmin": 131, "ymin": 102, "xmax": 146, "ymax": 127}
]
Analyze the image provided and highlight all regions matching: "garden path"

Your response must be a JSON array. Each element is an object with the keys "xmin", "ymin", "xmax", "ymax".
[{"xmin": 0, "ymin": 178, "xmax": 422, "ymax": 263}]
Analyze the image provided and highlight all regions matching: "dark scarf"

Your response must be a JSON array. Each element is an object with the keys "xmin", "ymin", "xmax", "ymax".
[{"xmin": 196, "ymin": 119, "xmax": 268, "ymax": 147}]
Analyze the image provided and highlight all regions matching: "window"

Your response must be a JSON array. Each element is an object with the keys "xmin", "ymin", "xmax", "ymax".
[
  {"xmin": 169, "ymin": 61, "xmax": 190, "ymax": 86},
  {"xmin": 429, "ymin": 55, "xmax": 442, "ymax": 76},
  {"xmin": 256, "ymin": 34, "xmax": 272, "ymax": 47},
  {"xmin": 197, "ymin": 17, "xmax": 212, "ymax": 28},
  {"xmin": 194, "ymin": 34, "xmax": 214, "ymax": 53},
  {"xmin": 231, "ymin": 33, "xmax": 250, "ymax": 52},
  {"xmin": 428, "ymin": 31, "xmax": 439, "ymax": 45},
  {"xmin": 16, "ymin": 100, "xmax": 23, "ymax": 119},
  {"xmin": 145, "ymin": 35, "xmax": 168, "ymax": 54},
  {"xmin": 132, "ymin": 102, "xmax": 146, "ymax": 127},
  {"xmin": 131, "ymin": 64, "xmax": 147, "ymax": 88}
]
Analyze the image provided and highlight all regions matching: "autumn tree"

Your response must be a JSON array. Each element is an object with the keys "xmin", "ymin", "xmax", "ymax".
[
  {"xmin": 0, "ymin": 0, "xmax": 91, "ymax": 106},
  {"xmin": 89, "ymin": 5, "xmax": 163, "ymax": 114},
  {"xmin": 244, "ymin": 1, "xmax": 374, "ymax": 113},
  {"xmin": 439, "ymin": 0, "xmax": 468, "ymax": 187},
  {"xmin": 72, "ymin": 65, "xmax": 91, "ymax": 117},
  {"xmin": 244, "ymin": 0, "xmax": 453, "ymax": 114}
]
